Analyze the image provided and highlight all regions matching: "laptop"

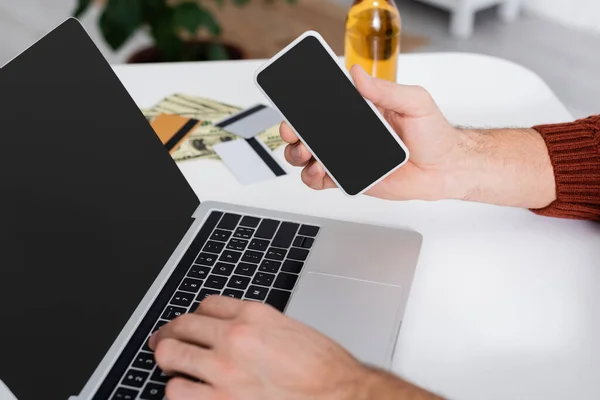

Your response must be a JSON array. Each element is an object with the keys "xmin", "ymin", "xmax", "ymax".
[{"xmin": 0, "ymin": 19, "xmax": 422, "ymax": 400}]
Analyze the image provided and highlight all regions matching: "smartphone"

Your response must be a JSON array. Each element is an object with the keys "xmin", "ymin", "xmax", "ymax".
[{"xmin": 254, "ymin": 31, "xmax": 409, "ymax": 196}]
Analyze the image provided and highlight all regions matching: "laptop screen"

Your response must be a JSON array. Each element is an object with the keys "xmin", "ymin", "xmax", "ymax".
[{"xmin": 0, "ymin": 19, "xmax": 200, "ymax": 400}]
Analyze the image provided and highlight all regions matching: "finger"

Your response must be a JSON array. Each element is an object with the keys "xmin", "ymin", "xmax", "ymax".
[
  {"xmin": 284, "ymin": 142, "xmax": 312, "ymax": 167},
  {"xmin": 197, "ymin": 294, "xmax": 245, "ymax": 319},
  {"xmin": 279, "ymin": 122, "xmax": 299, "ymax": 144},
  {"xmin": 154, "ymin": 338, "xmax": 221, "ymax": 382},
  {"xmin": 350, "ymin": 64, "xmax": 433, "ymax": 117},
  {"xmin": 301, "ymin": 161, "xmax": 337, "ymax": 191},
  {"xmin": 149, "ymin": 313, "xmax": 222, "ymax": 349},
  {"xmin": 166, "ymin": 378, "xmax": 216, "ymax": 400}
]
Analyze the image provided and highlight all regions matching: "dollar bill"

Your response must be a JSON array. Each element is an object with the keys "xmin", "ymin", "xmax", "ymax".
[{"xmin": 142, "ymin": 93, "xmax": 285, "ymax": 162}]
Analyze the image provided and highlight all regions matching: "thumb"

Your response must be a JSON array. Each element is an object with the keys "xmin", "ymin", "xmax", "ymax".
[{"xmin": 350, "ymin": 64, "xmax": 435, "ymax": 117}]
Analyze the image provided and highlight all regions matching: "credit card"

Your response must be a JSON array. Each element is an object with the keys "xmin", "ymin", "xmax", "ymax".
[
  {"xmin": 213, "ymin": 137, "xmax": 287, "ymax": 185},
  {"xmin": 214, "ymin": 104, "xmax": 283, "ymax": 139},
  {"xmin": 150, "ymin": 114, "xmax": 203, "ymax": 153}
]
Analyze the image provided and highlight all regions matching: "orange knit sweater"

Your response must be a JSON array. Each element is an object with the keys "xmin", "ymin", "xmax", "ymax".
[{"xmin": 530, "ymin": 115, "xmax": 600, "ymax": 221}]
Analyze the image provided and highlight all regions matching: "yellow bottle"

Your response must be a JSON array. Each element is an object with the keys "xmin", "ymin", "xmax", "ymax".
[{"xmin": 344, "ymin": 0, "xmax": 401, "ymax": 82}]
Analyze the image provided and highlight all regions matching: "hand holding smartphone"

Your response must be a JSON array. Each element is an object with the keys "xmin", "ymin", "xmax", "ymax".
[{"xmin": 254, "ymin": 31, "xmax": 409, "ymax": 196}]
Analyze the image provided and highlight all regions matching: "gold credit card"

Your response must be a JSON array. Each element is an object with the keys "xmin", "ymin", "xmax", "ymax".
[{"xmin": 150, "ymin": 114, "xmax": 202, "ymax": 154}]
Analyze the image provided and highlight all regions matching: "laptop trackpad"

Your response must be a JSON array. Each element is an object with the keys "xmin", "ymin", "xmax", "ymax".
[{"xmin": 285, "ymin": 272, "xmax": 404, "ymax": 369}]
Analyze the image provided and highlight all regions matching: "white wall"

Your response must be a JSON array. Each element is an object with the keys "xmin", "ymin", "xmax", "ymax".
[
  {"xmin": 525, "ymin": 0, "xmax": 600, "ymax": 35},
  {"xmin": 0, "ymin": 0, "xmax": 150, "ymax": 65}
]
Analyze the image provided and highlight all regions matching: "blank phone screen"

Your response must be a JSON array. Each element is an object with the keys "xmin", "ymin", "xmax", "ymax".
[{"xmin": 256, "ymin": 35, "xmax": 407, "ymax": 195}]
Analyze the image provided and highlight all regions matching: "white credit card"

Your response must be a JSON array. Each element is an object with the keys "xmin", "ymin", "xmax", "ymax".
[
  {"xmin": 0, "ymin": 379, "xmax": 17, "ymax": 400},
  {"xmin": 213, "ymin": 138, "xmax": 287, "ymax": 185},
  {"xmin": 214, "ymin": 104, "xmax": 283, "ymax": 139}
]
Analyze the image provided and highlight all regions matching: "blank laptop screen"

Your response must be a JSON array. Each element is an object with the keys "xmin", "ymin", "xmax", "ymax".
[{"xmin": 0, "ymin": 19, "xmax": 199, "ymax": 400}]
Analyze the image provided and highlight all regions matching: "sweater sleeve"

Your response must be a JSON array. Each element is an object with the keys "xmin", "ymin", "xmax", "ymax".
[{"xmin": 530, "ymin": 115, "xmax": 600, "ymax": 221}]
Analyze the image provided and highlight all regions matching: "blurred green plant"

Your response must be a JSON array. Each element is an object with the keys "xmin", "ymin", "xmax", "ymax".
[{"xmin": 74, "ymin": 0, "xmax": 295, "ymax": 61}]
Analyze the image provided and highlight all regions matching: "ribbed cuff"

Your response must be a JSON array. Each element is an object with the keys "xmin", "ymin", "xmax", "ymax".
[{"xmin": 530, "ymin": 115, "xmax": 600, "ymax": 221}]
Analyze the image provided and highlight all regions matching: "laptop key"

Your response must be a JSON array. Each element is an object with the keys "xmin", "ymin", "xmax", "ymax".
[
  {"xmin": 255, "ymin": 219, "xmax": 279, "ymax": 239},
  {"xmin": 121, "ymin": 369, "xmax": 149, "ymax": 388},
  {"xmin": 219, "ymin": 250, "xmax": 242, "ymax": 263},
  {"xmin": 235, "ymin": 262, "xmax": 257, "ymax": 276},
  {"xmin": 150, "ymin": 368, "xmax": 170, "ymax": 383},
  {"xmin": 259, "ymin": 259, "xmax": 281, "ymax": 273},
  {"xmin": 195, "ymin": 252, "xmax": 217, "ymax": 266},
  {"xmin": 265, "ymin": 289, "xmax": 292, "ymax": 312},
  {"xmin": 252, "ymin": 272, "xmax": 275, "ymax": 287},
  {"xmin": 242, "ymin": 250, "xmax": 264, "ymax": 264},
  {"xmin": 140, "ymin": 382, "xmax": 166, "ymax": 400},
  {"xmin": 222, "ymin": 288, "xmax": 244, "ymax": 299},
  {"xmin": 288, "ymin": 247, "xmax": 309, "ymax": 261},
  {"xmin": 228, "ymin": 275, "xmax": 251, "ymax": 290},
  {"xmin": 272, "ymin": 222, "xmax": 300, "ymax": 248},
  {"xmin": 142, "ymin": 337, "xmax": 152, "ymax": 352},
  {"xmin": 302, "ymin": 237, "xmax": 314, "ymax": 249},
  {"xmin": 266, "ymin": 247, "xmax": 287, "ymax": 261},
  {"xmin": 234, "ymin": 227, "xmax": 254, "ymax": 239},
  {"xmin": 197, "ymin": 289, "xmax": 220, "ymax": 301},
  {"xmin": 213, "ymin": 262, "xmax": 235, "ymax": 276},
  {"xmin": 298, "ymin": 225, "xmax": 320, "ymax": 237},
  {"xmin": 189, "ymin": 301, "xmax": 200, "ymax": 313},
  {"xmin": 246, "ymin": 285, "xmax": 269, "ymax": 301},
  {"xmin": 205, "ymin": 274, "xmax": 227, "ymax": 290},
  {"xmin": 281, "ymin": 259, "xmax": 304, "ymax": 274},
  {"xmin": 171, "ymin": 291, "xmax": 194, "ymax": 307},
  {"xmin": 179, "ymin": 277, "xmax": 203, "ymax": 293},
  {"xmin": 161, "ymin": 305, "xmax": 186, "ymax": 321},
  {"xmin": 133, "ymin": 351, "xmax": 156, "ymax": 370},
  {"xmin": 240, "ymin": 215, "xmax": 261, "ymax": 227},
  {"xmin": 112, "ymin": 387, "xmax": 138, "ymax": 400},
  {"xmin": 293, "ymin": 236, "xmax": 315, "ymax": 249},
  {"xmin": 227, "ymin": 238, "xmax": 248, "ymax": 251},
  {"xmin": 273, "ymin": 273, "xmax": 298, "ymax": 290},
  {"xmin": 218, "ymin": 213, "xmax": 242, "ymax": 230},
  {"xmin": 188, "ymin": 265, "xmax": 211, "ymax": 280},
  {"xmin": 211, "ymin": 229, "xmax": 232, "ymax": 242},
  {"xmin": 203, "ymin": 240, "xmax": 225, "ymax": 254},
  {"xmin": 249, "ymin": 238, "xmax": 269, "ymax": 251},
  {"xmin": 152, "ymin": 320, "xmax": 168, "ymax": 333}
]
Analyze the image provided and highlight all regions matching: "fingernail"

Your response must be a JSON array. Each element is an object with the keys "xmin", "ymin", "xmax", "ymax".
[
  {"xmin": 148, "ymin": 333, "xmax": 157, "ymax": 350},
  {"xmin": 358, "ymin": 65, "xmax": 370, "ymax": 79},
  {"xmin": 293, "ymin": 145, "xmax": 302, "ymax": 159},
  {"xmin": 307, "ymin": 163, "xmax": 320, "ymax": 177}
]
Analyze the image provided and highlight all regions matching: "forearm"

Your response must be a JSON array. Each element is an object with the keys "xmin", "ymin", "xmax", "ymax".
[
  {"xmin": 356, "ymin": 367, "xmax": 445, "ymax": 400},
  {"xmin": 446, "ymin": 127, "xmax": 556, "ymax": 209}
]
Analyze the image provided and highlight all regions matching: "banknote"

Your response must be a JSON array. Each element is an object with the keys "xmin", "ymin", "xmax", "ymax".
[{"xmin": 142, "ymin": 93, "xmax": 284, "ymax": 162}]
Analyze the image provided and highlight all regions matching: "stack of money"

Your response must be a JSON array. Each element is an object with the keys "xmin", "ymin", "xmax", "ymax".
[{"xmin": 142, "ymin": 93, "xmax": 284, "ymax": 162}]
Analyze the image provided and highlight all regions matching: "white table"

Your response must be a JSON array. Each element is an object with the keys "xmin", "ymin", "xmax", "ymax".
[{"xmin": 113, "ymin": 53, "xmax": 600, "ymax": 400}]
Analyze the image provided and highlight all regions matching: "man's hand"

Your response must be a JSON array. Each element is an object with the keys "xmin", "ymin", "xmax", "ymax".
[
  {"xmin": 149, "ymin": 296, "xmax": 366, "ymax": 400},
  {"xmin": 282, "ymin": 64, "xmax": 556, "ymax": 209},
  {"xmin": 149, "ymin": 296, "xmax": 442, "ymax": 400},
  {"xmin": 282, "ymin": 64, "xmax": 461, "ymax": 201}
]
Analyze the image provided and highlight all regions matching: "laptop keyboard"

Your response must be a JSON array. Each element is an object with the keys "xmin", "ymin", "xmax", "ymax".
[{"xmin": 105, "ymin": 211, "xmax": 320, "ymax": 400}]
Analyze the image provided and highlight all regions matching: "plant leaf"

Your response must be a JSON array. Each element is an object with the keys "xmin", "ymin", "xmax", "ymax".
[
  {"xmin": 207, "ymin": 42, "xmax": 230, "ymax": 60},
  {"xmin": 232, "ymin": 0, "xmax": 251, "ymax": 6},
  {"xmin": 150, "ymin": 7, "xmax": 183, "ymax": 62},
  {"xmin": 99, "ymin": 0, "xmax": 143, "ymax": 50},
  {"xmin": 201, "ymin": 7, "xmax": 222, "ymax": 36},
  {"xmin": 143, "ymin": 0, "xmax": 169, "ymax": 21},
  {"xmin": 73, "ymin": 0, "xmax": 92, "ymax": 18},
  {"xmin": 173, "ymin": 3, "xmax": 222, "ymax": 37}
]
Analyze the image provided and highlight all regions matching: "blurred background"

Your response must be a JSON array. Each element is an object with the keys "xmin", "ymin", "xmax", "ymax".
[{"xmin": 0, "ymin": 0, "xmax": 598, "ymax": 119}]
